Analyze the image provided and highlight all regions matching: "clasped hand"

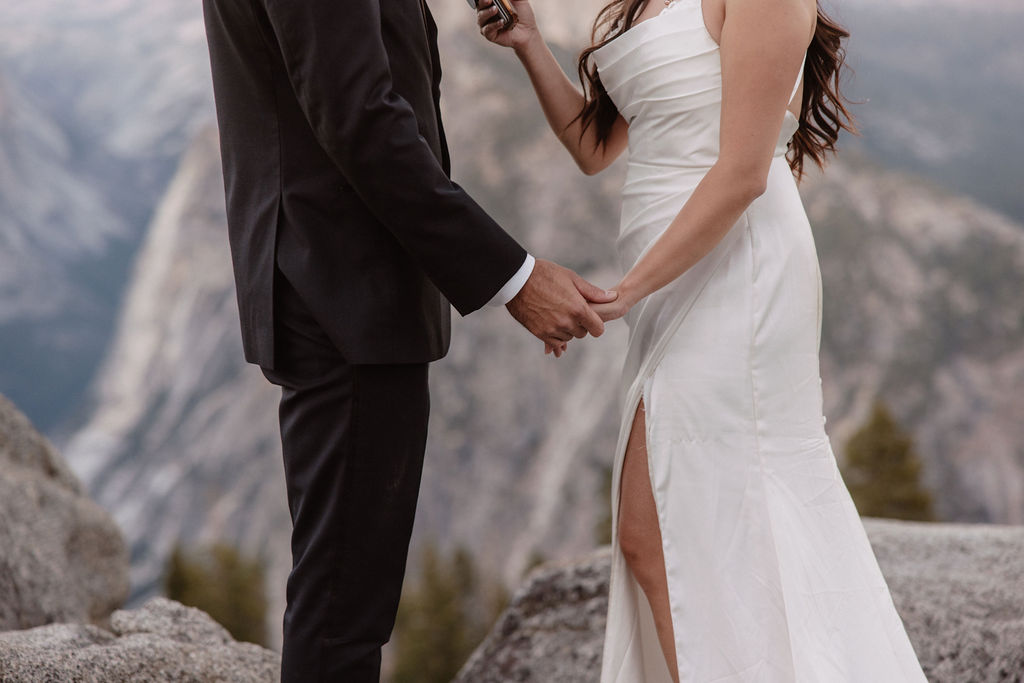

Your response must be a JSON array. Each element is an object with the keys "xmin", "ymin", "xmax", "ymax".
[
  {"xmin": 505, "ymin": 259, "xmax": 634, "ymax": 358},
  {"xmin": 543, "ymin": 282, "xmax": 635, "ymax": 357}
]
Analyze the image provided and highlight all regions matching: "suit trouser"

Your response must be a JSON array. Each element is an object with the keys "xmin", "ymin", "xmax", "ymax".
[{"xmin": 260, "ymin": 267, "xmax": 430, "ymax": 683}]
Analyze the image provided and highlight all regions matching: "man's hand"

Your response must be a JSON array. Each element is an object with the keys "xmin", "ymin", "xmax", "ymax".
[
  {"xmin": 505, "ymin": 259, "xmax": 617, "ymax": 352},
  {"xmin": 545, "ymin": 281, "xmax": 637, "ymax": 357}
]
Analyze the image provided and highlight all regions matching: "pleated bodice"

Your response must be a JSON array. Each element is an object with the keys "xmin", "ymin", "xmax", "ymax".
[{"xmin": 593, "ymin": 0, "xmax": 802, "ymax": 276}]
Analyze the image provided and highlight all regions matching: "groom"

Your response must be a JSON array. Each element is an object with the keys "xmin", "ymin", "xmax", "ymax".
[{"xmin": 202, "ymin": 0, "xmax": 613, "ymax": 680}]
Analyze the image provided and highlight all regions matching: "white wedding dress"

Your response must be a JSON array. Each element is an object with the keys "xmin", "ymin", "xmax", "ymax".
[{"xmin": 592, "ymin": 1, "xmax": 930, "ymax": 681}]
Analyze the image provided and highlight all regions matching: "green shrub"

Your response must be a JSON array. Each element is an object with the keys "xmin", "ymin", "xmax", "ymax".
[
  {"xmin": 841, "ymin": 400, "xmax": 937, "ymax": 521},
  {"xmin": 164, "ymin": 541, "xmax": 269, "ymax": 646},
  {"xmin": 391, "ymin": 542, "xmax": 507, "ymax": 683}
]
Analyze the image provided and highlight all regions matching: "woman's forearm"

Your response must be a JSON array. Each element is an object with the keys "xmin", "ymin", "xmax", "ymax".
[
  {"xmin": 617, "ymin": 162, "xmax": 766, "ymax": 306},
  {"xmin": 513, "ymin": 33, "xmax": 625, "ymax": 173},
  {"xmin": 513, "ymin": 35, "xmax": 586, "ymax": 146}
]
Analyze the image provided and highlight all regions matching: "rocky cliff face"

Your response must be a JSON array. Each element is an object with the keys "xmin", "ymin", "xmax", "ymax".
[
  {"xmin": 801, "ymin": 156, "xmax": 1024, "ymax": 523},
  {"xmin": 0, "ymin": 1, "xmax": 212, "ymax": 160},
  {"xmin": 0, "ymin": 71, "xmax": 134, "ymax": 432},
  {"xmin": 456, "ymin": 518, "xmax": 1024, "ymax": 683},
  {"xmin": 0, "ymin": 74, "xmax": 129, "ymax": 323},
  {"xmin": 839, "ymin": 3, "xmax": 1024, "ymax": 224},
  {"xmin": 0, "ymin": 0, "xmax": 214, "ymax": 430}
]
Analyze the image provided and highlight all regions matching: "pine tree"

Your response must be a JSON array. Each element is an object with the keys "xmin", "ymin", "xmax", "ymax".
[
  {"xmin": 841, "ymin": 400, "xmax": 937, "ymax": 521},
  {"xmin": 391, "ymin": 543, "xmax": 506, "ymax": 683},
  {"xmin": 163, "ymin": 541, "xmax": 269, "ymax": 646}
]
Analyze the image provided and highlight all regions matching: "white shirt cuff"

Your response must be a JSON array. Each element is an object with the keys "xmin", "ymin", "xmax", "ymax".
[{"xmin": 487, "ymin": 253, "xmax": 535, "ymax": 306}]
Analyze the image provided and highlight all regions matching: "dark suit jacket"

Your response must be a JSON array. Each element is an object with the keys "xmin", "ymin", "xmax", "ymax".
[{"xmin": 203, "ymin": 0, "xmax": 527, "ymax": 369}]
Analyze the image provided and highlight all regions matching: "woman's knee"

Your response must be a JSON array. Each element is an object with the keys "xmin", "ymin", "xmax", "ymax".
[{"xmin": 618, "ymin": 513, "xmax": 662, "ymax": 583}]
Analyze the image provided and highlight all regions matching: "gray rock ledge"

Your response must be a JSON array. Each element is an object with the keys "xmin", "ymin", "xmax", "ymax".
[
  {"xmin": 456, "ymin": 518, "xmax": 1024, "ymax": 683},
  {"xmin": 0, "ymin": 597, "xmax": 280, "ymax": 682}
]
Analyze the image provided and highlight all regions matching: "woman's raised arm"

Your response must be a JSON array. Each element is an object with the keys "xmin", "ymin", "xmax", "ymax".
[{"xmin": 477, "ymin": 0, "xmax": 628, "ymax": 175}]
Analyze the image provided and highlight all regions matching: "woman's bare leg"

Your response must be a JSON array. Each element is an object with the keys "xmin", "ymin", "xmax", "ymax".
[{"xmin": 618, "ymin": 399, "xmax": 679, "ymax": 682}]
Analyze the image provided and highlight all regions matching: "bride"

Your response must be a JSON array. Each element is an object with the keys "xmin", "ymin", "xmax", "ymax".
[{"xmin": 477, "ymin": 0, "xmax": 930, "ymax": 680}]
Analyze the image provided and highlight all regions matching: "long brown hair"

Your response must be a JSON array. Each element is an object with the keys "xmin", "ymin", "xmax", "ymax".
[{"xmin": 574, "ymin": 0, "xmax": 858, "ymax": 180}]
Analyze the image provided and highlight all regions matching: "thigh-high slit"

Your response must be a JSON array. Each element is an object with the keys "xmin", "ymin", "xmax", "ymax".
[{"xmin": 617, "ymin": 398, "xmax": 679, "ymax": 682}]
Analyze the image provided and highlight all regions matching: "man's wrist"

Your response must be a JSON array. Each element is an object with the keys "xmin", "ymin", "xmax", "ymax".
[{"xmin": 488, "ymin": 253, "xmax": 535, "ymax": 306}]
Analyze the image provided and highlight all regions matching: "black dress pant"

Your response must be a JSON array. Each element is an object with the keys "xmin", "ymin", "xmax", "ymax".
[{"xmin": 261, "ymin": 268, "xmax": 430, "ymax": 682}]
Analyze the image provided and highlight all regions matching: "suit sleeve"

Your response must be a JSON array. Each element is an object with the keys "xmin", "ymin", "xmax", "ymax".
[{"xmin": 260, "ymin": 0, "xmax": 527, "ymax": 315}]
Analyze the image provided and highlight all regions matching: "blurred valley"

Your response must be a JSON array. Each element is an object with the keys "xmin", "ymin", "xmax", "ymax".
[{"xmin": 1, "ymin": 0, "xmax": 1021, "ymax": 651}]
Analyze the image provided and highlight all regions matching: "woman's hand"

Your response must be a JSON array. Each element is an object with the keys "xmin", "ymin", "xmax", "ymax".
[
  {"xmin": 591, "ymin": 282, "xmax": 639, "ymax": 323},
  {"xmin": 591, "ymin": 299, "xmax": 630, "ymax": 323},
  {"xmin": 476, "ymin": 0, "xmax": 538, "ymax": 51}
]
